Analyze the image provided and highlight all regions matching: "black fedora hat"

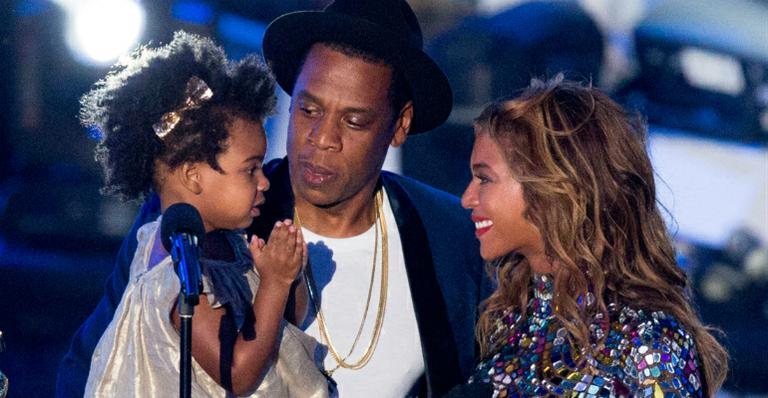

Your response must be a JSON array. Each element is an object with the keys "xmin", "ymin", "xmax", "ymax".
[{"xmin": 262, "ymin": 0, "xmax": 453, "ymax": 134}]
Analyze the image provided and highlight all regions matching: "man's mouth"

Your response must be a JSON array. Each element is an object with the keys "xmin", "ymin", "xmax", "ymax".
[{"xmin": 300, "ymin": 161, "xmax": 336, "ymax": 187}]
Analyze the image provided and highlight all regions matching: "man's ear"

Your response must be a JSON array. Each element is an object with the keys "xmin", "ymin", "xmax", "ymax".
[
  {"xmin": 390, "ymin": 101, "xmax": 413, "ymax": 148},
  {"xmin": 179, "ymin": 162, "xmax": 203, "ymax": 194}
]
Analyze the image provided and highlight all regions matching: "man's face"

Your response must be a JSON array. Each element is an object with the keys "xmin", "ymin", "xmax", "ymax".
[{"xmin": 287, "ymin": 43, "xmax": 409, "ymax": 208}]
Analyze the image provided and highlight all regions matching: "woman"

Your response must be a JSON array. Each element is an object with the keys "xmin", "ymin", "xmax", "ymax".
[{"xmin": 457, "ymin": 76, "xmax": 728, "ymax": 397}]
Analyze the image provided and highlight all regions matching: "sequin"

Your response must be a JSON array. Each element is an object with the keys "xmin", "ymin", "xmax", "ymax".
[{"xmin": 467, "ymin": 274, "xmax": 705, "ymax": 397}]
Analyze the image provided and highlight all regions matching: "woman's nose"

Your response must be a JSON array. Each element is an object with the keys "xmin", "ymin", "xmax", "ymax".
[{"xmin": 461, "ymin": 182, "xmax": 477, "ymax": 209}]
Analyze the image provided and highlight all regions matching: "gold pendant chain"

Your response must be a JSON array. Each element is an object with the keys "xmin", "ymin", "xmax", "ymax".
[{"xmin": 293, "ymin": 189, "xmax": 389, "ymax": 375}]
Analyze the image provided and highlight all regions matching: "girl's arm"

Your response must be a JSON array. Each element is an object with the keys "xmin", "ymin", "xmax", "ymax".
[
  {"xmin": 171, "ymin": 220, "xmax": 305, "ymax": 395},
  {"xmin": 285, "ymin": 272, "xmax": 309, "ymax": 327}
]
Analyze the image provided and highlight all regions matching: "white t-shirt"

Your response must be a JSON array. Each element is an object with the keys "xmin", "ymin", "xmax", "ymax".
[{"xmin": 300, "ymin": 189, "xmax": 425, "ymax": 397}]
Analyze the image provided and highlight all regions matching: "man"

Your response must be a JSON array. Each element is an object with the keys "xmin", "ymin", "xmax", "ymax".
[{"xmin": 57, "ymin": 0, "xmax": 489, "ymax": 396}]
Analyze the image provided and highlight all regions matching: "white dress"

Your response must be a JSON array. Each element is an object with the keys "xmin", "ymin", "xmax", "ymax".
[{"xmin": 85, "ymin": 219, "xmax": 330, "ymax": 397}]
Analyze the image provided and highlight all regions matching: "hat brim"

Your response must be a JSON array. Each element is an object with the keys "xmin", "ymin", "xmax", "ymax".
[{"xmin": 262, "ymin": 10, "xmax": 453, "ymax": 134}]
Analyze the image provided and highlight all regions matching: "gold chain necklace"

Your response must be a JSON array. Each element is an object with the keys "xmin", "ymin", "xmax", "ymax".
[{"xmin": 294, "ymin": 189, "xmax": 389, "ymax": 375}]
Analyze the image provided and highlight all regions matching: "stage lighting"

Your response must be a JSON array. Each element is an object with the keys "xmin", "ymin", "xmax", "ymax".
[
  {"xmin": 64, "ymin": 0, "xmax": 145, "ymax": 66},
  {"xmin": 680, "ymin": 47, "xmax": 745, "ymax": 96}
]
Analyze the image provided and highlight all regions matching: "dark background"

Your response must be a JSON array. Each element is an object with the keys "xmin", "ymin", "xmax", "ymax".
[{"xmin": 1, "ymin": 0, "xmax": 766, "ymax": 396}]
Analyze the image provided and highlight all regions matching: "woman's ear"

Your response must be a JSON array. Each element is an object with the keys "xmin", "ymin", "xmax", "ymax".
[{"xmin": 179, "ymin": 162, "xmax": 203, "ymax": 194}]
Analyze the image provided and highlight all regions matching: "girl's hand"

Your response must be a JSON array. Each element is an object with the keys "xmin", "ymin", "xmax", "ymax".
[{"xmin": 249, "ymin": 219, "xmax": 306, "ymax": 287}]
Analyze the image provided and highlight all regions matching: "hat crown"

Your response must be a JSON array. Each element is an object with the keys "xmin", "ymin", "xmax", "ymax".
[{"xmin": 324, "ymin": 0, "xmax": 424, "ymax": 49}]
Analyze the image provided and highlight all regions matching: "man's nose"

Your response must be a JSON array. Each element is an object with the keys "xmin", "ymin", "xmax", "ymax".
[{"xmin": 307, "ymin": 117, "xmax": 342, "ymax": 151}]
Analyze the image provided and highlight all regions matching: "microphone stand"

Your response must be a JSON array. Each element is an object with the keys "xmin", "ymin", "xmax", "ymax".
[
  {"xmin": 170, "ymin": 233, "xmax": 202, "ymax": 398},
  {"xmin": 0, "ymin": 330, "xmax": 7, "ymax": 398}
]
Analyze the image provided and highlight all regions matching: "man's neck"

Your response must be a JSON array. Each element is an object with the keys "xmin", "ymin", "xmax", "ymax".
[{"xmin": 293, "ymin": 188, "xmax": 380, "ymax": 238}]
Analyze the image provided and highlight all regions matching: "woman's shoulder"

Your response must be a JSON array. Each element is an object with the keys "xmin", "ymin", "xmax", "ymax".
[{"xmin": 601, "ymin": 304, "xmax": 705, "ymax": 397}]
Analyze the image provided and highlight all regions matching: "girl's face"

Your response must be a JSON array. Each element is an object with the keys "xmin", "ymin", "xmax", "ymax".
[
  {"xmin": 196, "ymin": 117, "xmax": 269, "ymax": 231},
  {"xmin": 461, "ymin": 131, "xmax": 549, "ymax": 272}
]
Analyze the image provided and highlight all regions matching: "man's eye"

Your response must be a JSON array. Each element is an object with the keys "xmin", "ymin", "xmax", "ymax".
[
  {"xmin": 344, "ymin": 116, "xmax": 369, "ymax": 130},
  {"xmin": 300, "ymin": 105, "xmax": 319, "ymax": 116}
]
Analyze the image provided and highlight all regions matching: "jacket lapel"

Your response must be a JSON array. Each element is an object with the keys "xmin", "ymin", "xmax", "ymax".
[
  {"xmin": 382, "ymin": 173, "xmax": 462, "ymax": 397},
  {"xmin": 247, "ymin": 157, "xmax": 294, "ymax": 239}
]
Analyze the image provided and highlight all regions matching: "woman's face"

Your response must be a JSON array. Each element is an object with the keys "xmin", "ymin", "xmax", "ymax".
[
  {"xmin": 195, "ymin": 117, "xmax": 270, "ymax": 231},
  {"xmin": 461, "ymin": 131, "xmax": 549, "ymax": 271}
]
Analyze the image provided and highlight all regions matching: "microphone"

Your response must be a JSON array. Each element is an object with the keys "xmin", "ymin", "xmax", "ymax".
[
  {"xmin": 160, "ymin": 203, "xmax": 205, "ymax": 398},
  {"xmin": 161, "ymin": 203, "xmax": 205, "ymax": 307}
]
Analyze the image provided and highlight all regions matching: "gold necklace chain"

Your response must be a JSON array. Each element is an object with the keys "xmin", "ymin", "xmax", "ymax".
[{"xmin": 294, "ymin": 189, "xmax": 389, "ymax": 375}]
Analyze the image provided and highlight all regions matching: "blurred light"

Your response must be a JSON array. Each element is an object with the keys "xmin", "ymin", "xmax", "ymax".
[
  {"xmin": 217, "ymin": 13, "xmax": 266, "ymax": 48},
  {"xmin": 639, "ymin": 0, "xmax": 768, "ymax": 62},
  {"xmin": 172, "ymin": 0, "xmax": 214, "ymax": 25},
  {"xmin": 760, "ymin": 110, "xmax": 768, "ymax": 133},
  {"xmin": 64, "ymin": 0, "xmax": 145, "ymax": 66},
  {"xmin": 649, "ymin": 128, "xmax": 768, "ymax": 247},
  {"xmin": 743, "ymin": 247, "xmax": 768, "ymax": 282},
  {"xmin": 680, "ymin": 47, "xmax": 745, "ymax": 96},
  {"xmin": 700, "ymin": 264, "xmax": 745, "ymax": 303},
  {"xmin": 475, "ymin": 0, "xmax": 526, "ymax": 15},
  {"xmin": 86, "ymin": 126, "xmax": 103, "ymax": 141}
]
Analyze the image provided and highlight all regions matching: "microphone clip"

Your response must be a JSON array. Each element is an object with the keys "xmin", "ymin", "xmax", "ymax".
[{"xmin": 170, "ymin": 232, "xmax": 203, "ymax": 314}]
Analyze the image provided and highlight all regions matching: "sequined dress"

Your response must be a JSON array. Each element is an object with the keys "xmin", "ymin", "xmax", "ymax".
[{"xmin": 468, "ymin": 274, "xmax": 704, "ymax": 398}]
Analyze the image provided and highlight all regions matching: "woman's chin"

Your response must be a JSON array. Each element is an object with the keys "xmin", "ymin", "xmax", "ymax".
[{"xmin": 480, "ymin": 247, "xmax": 503, "ymax": 262}]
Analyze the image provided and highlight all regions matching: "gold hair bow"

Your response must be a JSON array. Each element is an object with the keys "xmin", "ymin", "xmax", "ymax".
[{"xmin": 153, "ymin": 76, "xmax": 214, "ymax": 139}]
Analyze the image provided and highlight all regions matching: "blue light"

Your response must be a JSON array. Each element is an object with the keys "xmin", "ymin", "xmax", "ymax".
[
  {"xmin": 14, "ymin": 0, "xmax": 49, "ymax": 17},
  {"xmin": 172, "ymin": 0, "xmax": 214, "ymax": 25},
  {"xmin": 87, "ymin": 126, "xmax": 104, "ymax": 141},
  {"xmin": 217, "ymin": 13, "xmax": 266, "ymax": 49}
]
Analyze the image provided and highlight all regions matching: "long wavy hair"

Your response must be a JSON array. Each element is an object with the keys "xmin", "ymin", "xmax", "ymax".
[{"xmin": 474, "ymin": 76, "xmax": 728, "ymax": 396}]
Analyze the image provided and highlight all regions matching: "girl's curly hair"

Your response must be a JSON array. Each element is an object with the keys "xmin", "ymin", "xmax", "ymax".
[{"xmin": 81, "ymin": 31, "xmax": 276, "ymax": 201}]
